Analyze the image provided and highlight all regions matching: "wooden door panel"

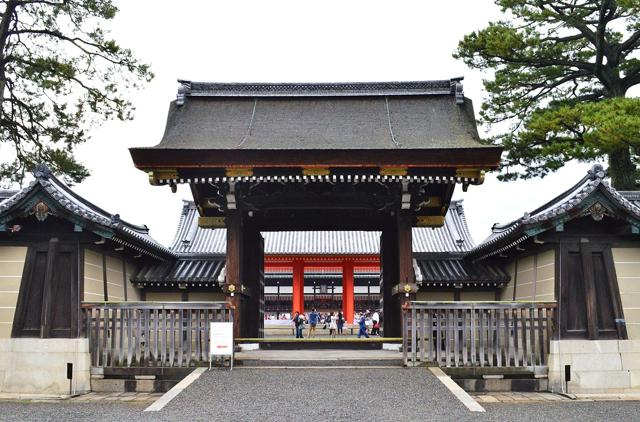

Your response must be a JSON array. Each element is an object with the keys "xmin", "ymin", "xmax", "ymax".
[
  {"xmin": 12, "ymin": 240, "xmax": 78, "ymax": 338},
  {"xmin": 560, "ymin": 242, "xmax": 626, "ymax": 340},
  {"xmin": 49, "ymin": 250, "xmax": 75, "ymax": 337},
  {"xmin": 563, "ymin": 251, "xmax": 588, "ymax": 337},
  {"xmin": 593, "ymin": 252, "xmax": 616, "ymax": 334},
  {"xmin": 17, "ymin": 250, "xmax": 48, "ymax": 336}
]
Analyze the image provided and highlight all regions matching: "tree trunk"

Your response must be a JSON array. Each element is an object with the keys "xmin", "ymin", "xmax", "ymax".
[
  {"xmin": 0, "ymin": 1, "xmax": 18, "ymax": 105},
  {"xmin": 608, "ymin": 147, "xmax": 637, "ymax": 190}
]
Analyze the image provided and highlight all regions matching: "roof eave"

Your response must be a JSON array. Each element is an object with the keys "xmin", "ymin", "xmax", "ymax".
[{"xmin": 130, "ymin": 147, "xmax": 503, "ymax": 170}]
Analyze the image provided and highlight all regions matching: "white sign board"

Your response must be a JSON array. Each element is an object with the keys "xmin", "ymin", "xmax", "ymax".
[{"xmin": 210, "ymin": 322, "xmax": 234, "ymax": 356}]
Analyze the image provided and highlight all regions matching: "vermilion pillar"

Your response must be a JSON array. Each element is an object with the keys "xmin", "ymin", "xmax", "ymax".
[
  {"xmin": 342, "ymin": 260, "xmax": 354, "ymax": 324},
  {"xmin": 292, "ymin": 260, "xmax": 305, "ymax": 314}
]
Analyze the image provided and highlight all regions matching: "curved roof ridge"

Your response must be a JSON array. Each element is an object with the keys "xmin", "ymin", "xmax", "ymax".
[
  {"xmin": 470, "ymin": 164, "xmax": 640, "ymax": 260},
  {"xmin": 0, "ymin": 164, "xmax": 173, "ymax": 259},
  {"xmin": 176, "ymin": 79, "xmax": 461, "ymax": 98}
]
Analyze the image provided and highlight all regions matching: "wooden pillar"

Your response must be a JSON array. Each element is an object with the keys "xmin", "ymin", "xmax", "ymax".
[
  {"xmin": 342, "ymin": 260, "xmax": 355, "ymax": 324},
  {"xmin": 242, "ymin": 217, "xmax": 263, "ymax": 338},
  {"xmin": 381, "ymin": 210, "xmax": 414, "ymax": 338},
  {"xmin": 292, "ymin": 259, "xmax": 304, "ymax": 314},
  {"xmin": 225, "ymin": 211, "xmax": 264, "ymax": 338},
  {"xmin": 225, "ymin": 210, "xmax": 243, "ymax": 338}
]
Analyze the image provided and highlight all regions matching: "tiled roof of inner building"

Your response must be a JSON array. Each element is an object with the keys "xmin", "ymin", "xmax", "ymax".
[
  {"xmin": 469, "ymin": 164, "xmax": 640, "ymax": 260},
  {"xmin": 0, "ymin": 164, "xmax": 173, "ymax": 259},
  {"xmin": 143, "ymin": 78, "xmax": 497, "ymax": 151},
  {"xmin": 0, "ymin": 190, "xmax": 18, "ymax": 201},
  {"xmin": 170, "ymin": 200, "xmax": 475, "ymax": 255},
  {"xmin": 415, "ymin": 254, "xmax": 510, "ymax": 286},
  {"xmin": 620, "ymin": 191, "xmax": 640, "ymax": 208},
  {"xmin": 132, "ymin": 256, "xmax": 225, "ymax": 286}
]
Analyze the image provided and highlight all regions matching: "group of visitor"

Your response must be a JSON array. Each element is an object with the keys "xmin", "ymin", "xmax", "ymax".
[
  {"xmin": 291, "ymin": 308, "xmax": 381, "ymax": 338},
  {"xmin": 292, "ymin": 308, "xmax": 345, "ymax": 338}
]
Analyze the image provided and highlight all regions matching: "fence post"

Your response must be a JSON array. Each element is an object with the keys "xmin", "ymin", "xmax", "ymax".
[{"xmin": 402, "ymin": 306, "xmax": 408, "ymax": 366}]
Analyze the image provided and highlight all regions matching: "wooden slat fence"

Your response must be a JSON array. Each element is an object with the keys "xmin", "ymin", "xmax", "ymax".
[
  {"xmin": 81, "ymin": 302, "xmax": 233, "ymax": 368},
  {"xmin": 402, "ymin": 301, "xmax": 556, "ymax": 368}
]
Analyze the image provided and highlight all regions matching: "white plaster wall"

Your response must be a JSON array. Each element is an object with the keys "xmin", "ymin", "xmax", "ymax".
[
  {"xmin": 612, "ymin": 248, "xmax": 640, "ymax": 340},
  {"xmin": 415, "ymin": 291, "xmax": 454, "ymax": 301},
  {"xmin": 0, "ymin": 246, "xmax": 27, "ymax": 338},
  {"xmin": 499, "ymin": 250, "xmax": 555, "ymax": 302},
  {"xmin": 499, "ymin": 260, "xmax": 516, "ymax": 301},
  {"xmin": 188, "ymin": 292, "xmax": 226, "ymax": 301},
  {"xmin": 83, "ymin": 248, "xmax": 104, "ymax": 302},
  {"xmin": 125, "ymin": 261, "xmax": 142, "ymax": 301},
  {"xmin": 105, "ymin": 255, "xmax": 125, "ymax": 301},
  {"xmin": 548, "ymin": 340, "xmax": 640, "ymax": 393},
  {"xmin": 145, "ymin": 291, "xmax": 183, "ymax": 301},
  {"xmin": 0, "ymin": 338, "xmax": 90, "ymax": 396},
  {"xmin": 459, "ymin": 291, "xmax": 495, "ymax": 301}
]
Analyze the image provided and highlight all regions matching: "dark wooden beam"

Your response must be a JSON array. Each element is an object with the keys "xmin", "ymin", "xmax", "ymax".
[{"xmin": 130, "ymin": 147, "xmax": 502, "ymax": 170}]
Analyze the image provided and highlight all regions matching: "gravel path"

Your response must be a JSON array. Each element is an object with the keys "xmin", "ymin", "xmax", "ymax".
[
  {"xmin": 1, "ymin": 368, "xmax": 640, "ymax": 421},
  {"xmin": 164, "ymin": 367, "xmax": 465, "ymax": 421}
]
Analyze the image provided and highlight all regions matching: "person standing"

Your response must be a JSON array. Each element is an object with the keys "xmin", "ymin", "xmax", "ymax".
[
  {"xmin": 337, "ymin": 311, "xmax": 344, "ymax": 335},
  {"xmin": 371, "ymin": 310, "xmax": 380, "ymax": 336},
  {"xmin": 357, "ymin": 312, "xmax": 370, "ymax": 338},
  {"xmin": 328, "ymin": 312, "xmax": 337, "ymax": 338},
  {"xmin": 308, "ymin": 308, "xmax": 319, "ymax": 338},
  {"xmin": 293, "ymin": 311, "xmax": 304, "ymax": 338}
]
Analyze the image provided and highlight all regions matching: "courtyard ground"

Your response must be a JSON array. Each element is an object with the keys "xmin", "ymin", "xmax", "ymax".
[{"xmin": 1, "ymin": 368, "xmax": 639, "ymax": 421}]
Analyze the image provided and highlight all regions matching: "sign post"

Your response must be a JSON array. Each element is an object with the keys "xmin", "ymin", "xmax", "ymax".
[{"xmin": 209, "ymin": 321, "xmax": 234, "ymax": 370}]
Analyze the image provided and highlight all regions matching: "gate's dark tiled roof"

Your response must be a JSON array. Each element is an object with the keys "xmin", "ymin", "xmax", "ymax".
[
  {"xmin": 148, "ymin": 79, "xmax": 492, "ymax": 152},
  {"xmin": 469, "ymin": 164, "xmax": 640, "ymax": 260},
  {"xmin": 0, "ymin": 165, "xmax": 173, "ymax": 260}
]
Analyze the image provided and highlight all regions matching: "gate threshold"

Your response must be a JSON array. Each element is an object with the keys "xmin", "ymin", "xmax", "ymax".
[{"xmin": 236, "ymin": 337, "xmax": 402, "ymax": 350}]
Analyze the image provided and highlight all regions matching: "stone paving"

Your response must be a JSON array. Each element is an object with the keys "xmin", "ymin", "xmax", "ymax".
[
  {"xmin": 69, "ymin": 392, "xmax": 164, "ymax": 403},
  {"xmin": 236, "ymin": 348, "xmax": 402, "ymax": 361},
  {"xmin": 473, "ymin": 392, "xmax": 570, "ymax": 403},
  {"xmin": 472, "ymin": 392, "xmax": 640, "ymax": 403}
]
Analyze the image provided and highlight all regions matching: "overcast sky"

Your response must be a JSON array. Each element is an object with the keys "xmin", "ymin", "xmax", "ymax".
[{"xmin": 68, "ymin": 0, "xmax": 599, "ymax": 246}]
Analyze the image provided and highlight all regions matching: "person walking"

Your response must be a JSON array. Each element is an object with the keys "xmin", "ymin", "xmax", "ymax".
[
  {"xmin": 293, "ymin": 311, "xmax": 305, "ymax": 338},
  {"xmin": 336, "ymin": 311, "xmax": 344, "ymax": 335},
  {"xmin": 371, "ymin": 310, "xmax": 380, "ymax": 336},
  {"xmin": 308, "ymin": 308, "xmax": 319, "ymax": 338},
  {"xmin": 357, "ymin": 311, "xmax": 370, "ymax": 338}
]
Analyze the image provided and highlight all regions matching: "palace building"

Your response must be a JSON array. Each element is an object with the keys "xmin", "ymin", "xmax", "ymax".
[{"xmin": 1, "ymin": 79, "xmax": 640, "ymax": 396}]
